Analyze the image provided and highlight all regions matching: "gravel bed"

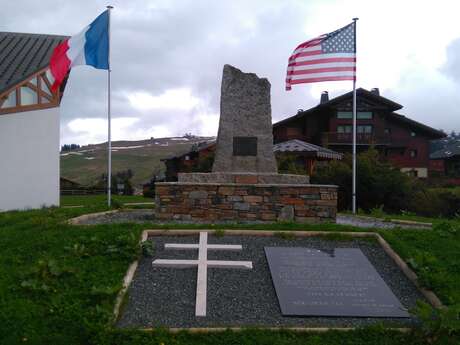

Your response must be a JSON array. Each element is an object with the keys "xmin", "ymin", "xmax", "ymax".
[
  {"xmin": 78, "ymin": 210, "xmax": 155, "ymax": 225},
  {"xmin": 336, "ymin": 215, "xmax": 430, "ymax": 229},
  {"xmin": 117, "ymin": 235, "xmax": 425, "ymax": 329},
  {"xmin": 74, "ymin": 210, "xmax": 429, "ymax": 230}
]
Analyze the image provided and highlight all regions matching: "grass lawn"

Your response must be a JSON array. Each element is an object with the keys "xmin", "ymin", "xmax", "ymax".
[
  {"xmin": 0, "ymin": 206, "xmax": 458, "ymax": 345},
  {"xmin": 61, "ymin": 194, "xmax": 154, "ymax": 208}
]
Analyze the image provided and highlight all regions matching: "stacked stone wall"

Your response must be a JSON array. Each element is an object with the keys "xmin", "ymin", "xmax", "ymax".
[{"xmin": 155, "ymin": 182, "xmax": 337, "ymax": 223}]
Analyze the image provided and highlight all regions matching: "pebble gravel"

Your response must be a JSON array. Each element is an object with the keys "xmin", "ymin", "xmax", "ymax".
[
  {"xmin": 116, "ymin": 235, "xmax": 425, "ymax": 329},
  {"xmin": 75, "ymin": 210, "xmax": 429, "ymax": 230}
]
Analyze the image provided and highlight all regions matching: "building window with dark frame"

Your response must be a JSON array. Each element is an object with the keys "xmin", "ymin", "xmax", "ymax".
[
  {"xmin": 357, "ymin": 125, "xmax": 373, "ymax": 134},
  {"xmin": 384, "ymin": 128, "xmax": 391, "ymax": 134},
  {"xmin": 337, "ymin": 111, "xmax": 373, "ymax": 119},
  {"xmin": 337, "ymin": 125, "xmax": 352, "ymax": 133},
  {"xmin": 409, "ymin": 149, "xmax": 417, "ymax": 158}
]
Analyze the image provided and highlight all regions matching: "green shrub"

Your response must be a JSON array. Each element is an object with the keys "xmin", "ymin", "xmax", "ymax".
[
  {"xmin": 311, "ymin": 148, "xmax": 460, "ymax": 218},
  {"xmin": 277, "ymin": 154, "xmax": 308, "ymax": 175},
  {"xmin": 409, "ymin": 189, "xmax": 460, "ymax": 218},
  {"xmin": 312, "ymin": 148, "xmax": 417, "ymax": 213}
]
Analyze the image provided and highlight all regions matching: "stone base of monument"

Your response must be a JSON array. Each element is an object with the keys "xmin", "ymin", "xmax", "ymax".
[
  {"xmin": 155, "ymin": 178, "xmax": 337, "ymax": 223},
  {"xmin": 178, "ymin": 172, "xmax": 310, "ymax": 184}
]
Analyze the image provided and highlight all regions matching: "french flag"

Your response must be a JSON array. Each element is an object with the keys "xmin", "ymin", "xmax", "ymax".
[{"xmin": 50, "ymin": 10, "xmax": 109, "ymax": 92}]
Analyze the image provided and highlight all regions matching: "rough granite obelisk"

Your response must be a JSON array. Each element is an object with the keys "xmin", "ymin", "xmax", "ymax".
[
  {"xmin": 212, "ymin": 65, "xmax": 278, "ymax": 173},
  {"xmin": 178, "ymin": 64, "xmax": 310, "ymax": 184}
]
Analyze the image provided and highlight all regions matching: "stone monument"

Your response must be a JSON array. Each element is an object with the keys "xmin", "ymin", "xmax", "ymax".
[
  {"xmin": 213, "ymin": 64, "xmax": 277, "ymax": 173},
  {"xmin": 155, "ymin": 65, "xmax": 338, "ymax": 223}
]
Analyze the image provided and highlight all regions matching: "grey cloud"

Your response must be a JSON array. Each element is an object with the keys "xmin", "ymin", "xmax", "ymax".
[{"xmin": 5, "ymin": 0, "xmax": 457, "ymax": 145}]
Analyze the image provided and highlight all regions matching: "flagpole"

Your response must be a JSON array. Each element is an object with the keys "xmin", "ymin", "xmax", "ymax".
[
  {"xmin": 352, "ymin": 17, "xmax": 358, "ymax": 214},
  {"xmin": 107, "ymin": 5, "xmax": 113, "ymax": 208}
]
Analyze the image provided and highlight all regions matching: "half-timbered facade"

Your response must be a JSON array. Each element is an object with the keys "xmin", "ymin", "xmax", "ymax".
[
  {"xmin": 273, "ymin": 88, "xmax": 446, "ymax": 178},
  {"xmin": 0, "ymin": 32, "xmax": 69, "ymax": 211}
]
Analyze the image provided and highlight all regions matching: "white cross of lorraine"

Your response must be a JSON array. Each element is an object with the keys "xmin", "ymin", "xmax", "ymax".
[{"xmin": 152, "ymin": 232, "xmax": 253, "ymax": 317}]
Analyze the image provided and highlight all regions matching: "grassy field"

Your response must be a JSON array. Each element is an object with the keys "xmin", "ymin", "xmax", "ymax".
[
  {"xmin": 0, "ymin": 206, "xmax": 458, "ymax": 345},
  {"xmin": 60, "ymin": 137, "xmax": 214, "ymax": 187},
  {"xmin": 61, "ymin": 195, "xmax": 154, "ymax": 207}
]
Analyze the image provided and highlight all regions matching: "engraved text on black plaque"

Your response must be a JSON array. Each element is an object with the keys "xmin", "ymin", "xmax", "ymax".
[
  {"xmin": 233, "ymin": 136, "xmax": 257, "ymax": 156},
  {"xmin": 264, "ymin": 247, "xmax": 409, "ymax": 317}
]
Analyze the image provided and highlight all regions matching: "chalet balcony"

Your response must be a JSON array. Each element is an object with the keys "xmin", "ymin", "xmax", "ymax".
[{"xmin": 322, "ymin": 132, "xmax": 393, "ymax": 146}]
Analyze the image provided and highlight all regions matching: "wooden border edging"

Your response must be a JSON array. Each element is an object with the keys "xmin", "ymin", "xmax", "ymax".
[
  {"xmin": 113, "ymin": 261, "xmax": 139, "ymax": 321},
  {"xmin": 141, "ymin": 326, "xmax": 411, "ymax": 333},
  {"xmin": 113, "ymin": 228, "xmax": 444, "ymax": 332},
  {"xmin": 375, "ymin": 234, "xmax": 443, "ymax": 308},
  {"xmin": 67, "ymin": 210, "xmax": 119, "ymax": 225}
]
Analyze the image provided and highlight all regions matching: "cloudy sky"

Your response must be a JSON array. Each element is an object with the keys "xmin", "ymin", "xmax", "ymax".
[{"xmin": 4, "ymin": 0, "xmax": 460, "ymax": 145}]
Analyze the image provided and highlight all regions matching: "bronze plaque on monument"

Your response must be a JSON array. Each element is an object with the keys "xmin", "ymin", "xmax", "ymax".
[
  {"xmin": 265, "ymin": 247, "xmax": 409, "ymax": 317},
  {"xmin": 233, "ymin": 136, "xmax": 258, "ymax": 156}
]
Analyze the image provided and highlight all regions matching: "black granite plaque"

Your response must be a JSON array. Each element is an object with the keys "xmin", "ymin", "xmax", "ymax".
[
  {"xmin": 265, "ymin": 247, "xmax": 409, "ymax": 317},
  {"xmin": 233, "ymin": 136, "xmax": 257, "ymax": 156}
]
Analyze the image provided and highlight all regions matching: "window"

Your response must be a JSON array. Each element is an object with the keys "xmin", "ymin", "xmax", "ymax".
[
  {"xmin": 1, "ymin": 91, "xmax": 16, "ymax": 108},
  {"xmin": 410, "ymin": 149, "xmax": 417, "ymax": 158},
  {"xmin": 337, "ymin": 111, "xmax": 373, "ymax": 119},
  {"xmin": 358, "ymin": 112, "xmax": 373, "ymax": 119},
  {"xmin": 337, "ymin": 111, "xmax": 353, "ymax": 119},
  {"xmin": 411, "ymin": 131, "xmax": 416, "ymax": 137},
  {"xmin": 20, "ymin": 86, "xmax": 38, "ymax": 105},
  {"xmin": 357, "ymin": 125, "xmax": 373, "ymax": 134},
  {"xmin": 42, "ymin": 78, "xmax": 52, "ymax": 95},
  {"xmin": 337, "ymin": 125, "xmax": 352, "ymax": 133},
  {"xmin": 384, "ymin": 128, "xmax": 391, "ymax": 134}
]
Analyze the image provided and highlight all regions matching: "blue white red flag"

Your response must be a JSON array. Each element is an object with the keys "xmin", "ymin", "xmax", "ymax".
[
  {"xmin": 286, "ymin": 22, "xmax": 356, "ymax": 91},
  {"xmin": 50, "ymin": 10, "xmax": 109, "ymax": 91}
]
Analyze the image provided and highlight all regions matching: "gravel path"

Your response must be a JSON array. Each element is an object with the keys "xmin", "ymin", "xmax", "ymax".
[
  {"xmin": 73, "ymin": 210, "xmax": 430, "ymax": 230},
  {"xmin": 117, "ymin": 235, "xmax": 425, "ymax": 329},
  {"xmin": 336, "ymin": 215, "xmax": 430, "ymax": 229}
]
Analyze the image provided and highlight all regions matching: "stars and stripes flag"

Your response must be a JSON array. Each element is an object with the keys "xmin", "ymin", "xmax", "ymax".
[{"xmin": 286, "ymin": 22, "xmax": 356, "ymax": 90}]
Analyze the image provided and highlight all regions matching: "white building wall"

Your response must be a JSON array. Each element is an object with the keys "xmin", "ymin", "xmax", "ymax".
[{"xmin": 0, "ymin": 108, "xmax": 60, "ymax": 211}]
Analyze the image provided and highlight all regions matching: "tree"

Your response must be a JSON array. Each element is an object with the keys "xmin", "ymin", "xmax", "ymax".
[{"xmin": 312, "ymin": 148, "xmax": 419, "ymax": 213}]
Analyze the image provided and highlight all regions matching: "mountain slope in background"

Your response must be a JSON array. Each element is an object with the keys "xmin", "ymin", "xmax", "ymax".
[{"xmin": 60, "ymin": 136, "xmax": 215, "ymax": 187}]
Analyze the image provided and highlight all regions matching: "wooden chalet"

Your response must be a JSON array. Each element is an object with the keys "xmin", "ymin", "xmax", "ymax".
[
  {"xmin": 0, "ymin": 32, "xmax": 68, "ymax": 114},
  {"xmin": 162, "ymin": 139, "xmax": 342, "ymax": 181},
  {"xmin": 162, "ymin": 141, "xmax": 216, "ymax": 181},
  {"xmin": 0, "ymin": 32, "xmax": 69, "ymax": 211},
  {"xmin": 273, "ymin": 88, "xmax": 446, "ymax": 178},
  {"xmin": 430, "ymin": 142, "xmax": 460, "ymax": 178}
]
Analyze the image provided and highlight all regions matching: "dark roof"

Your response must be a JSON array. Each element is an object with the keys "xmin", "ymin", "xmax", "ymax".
[
  {"xmin": 390, "ymin": 113, "xmax": 445, "ymax": 139},
  {"xmin": 430, "ymin": 141, "xmax": 460, "ymax": 159},
  {"xmin": 0, "ymin": 32, "xmax": 69, "ymax": 94},
  {"xmin": 161, "ymin": 140, "xmax": 217, "ymax": 161},
  {"xmin": 273, "ymin": 88, "xmax": 402, "ymax": 128},
  {"xmin": 273, "ymin": 88, "xmax": 445, "ymax": 139},
  {"xmin": 274, "ymin": 139, "xmax": 342, "ymax": 160}
]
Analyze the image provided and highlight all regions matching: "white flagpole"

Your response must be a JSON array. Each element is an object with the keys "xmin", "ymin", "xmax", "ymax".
[
  {"xmin": 352, "ymin": 17, "xmax": 358, "ymax": 214},
  {"xmin": 107, "ymin": 5, "xmax": 113, "ymax": 208}
]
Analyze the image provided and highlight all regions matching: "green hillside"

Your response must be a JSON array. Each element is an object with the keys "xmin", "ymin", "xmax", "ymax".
[{"xmin": 60, "ymin": 136, "xmax": 214, "ymax": 187}]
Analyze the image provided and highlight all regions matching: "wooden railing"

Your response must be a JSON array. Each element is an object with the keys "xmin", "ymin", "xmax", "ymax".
[
  {"xmin": 60, "ymin": 189, "xmax": 106, "ymax": 195},
  {"xmin": 322, "ymin": 132, "xmax": 393, "ymax": 145}
]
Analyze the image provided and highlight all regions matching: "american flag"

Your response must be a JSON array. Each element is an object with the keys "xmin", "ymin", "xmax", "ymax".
[{"xmin": 286, "ymin": 22, "xmax": 356, "ymax": 91}]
